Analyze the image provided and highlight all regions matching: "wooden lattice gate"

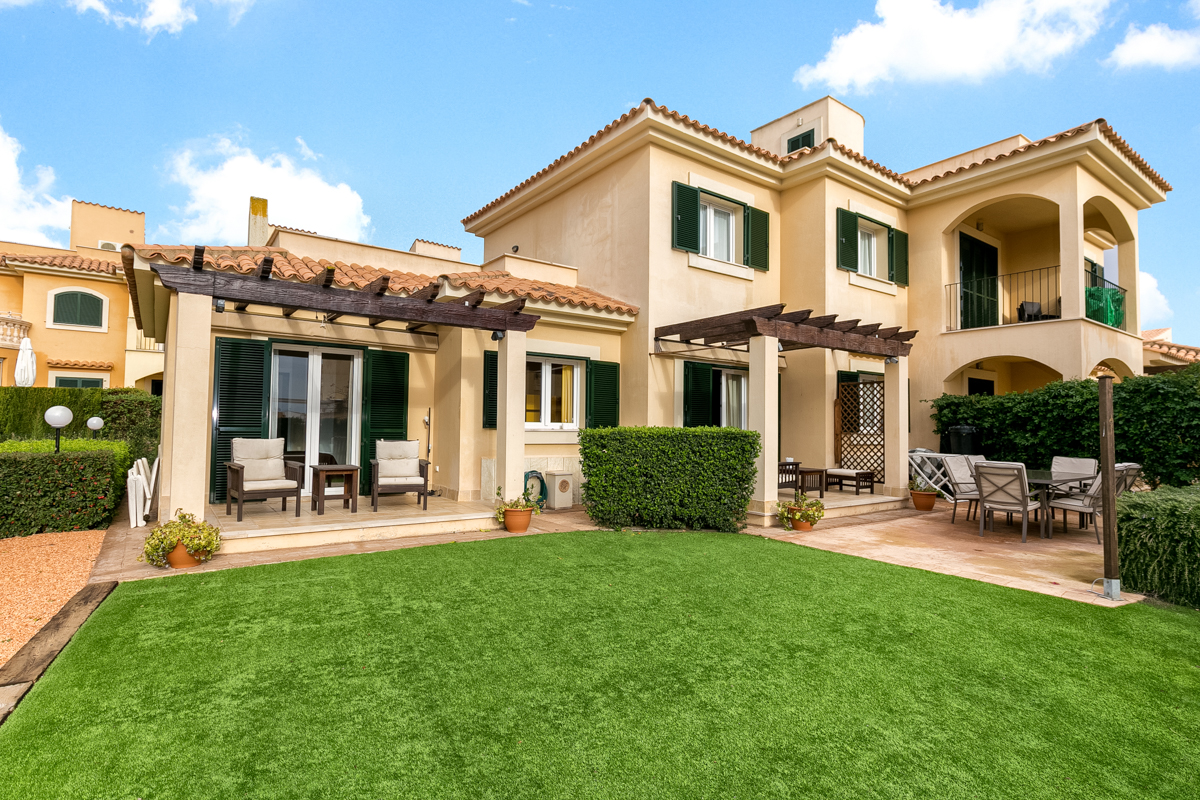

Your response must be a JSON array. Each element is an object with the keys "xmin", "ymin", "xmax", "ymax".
[{"xmin": 834, "ymin": 379, "xmax": 885, "ymax": 483}]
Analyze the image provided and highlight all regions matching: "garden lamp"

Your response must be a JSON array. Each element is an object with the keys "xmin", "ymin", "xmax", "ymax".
[
  {"xmin": 44, "ymin": 405, "xmax": 73, "ymax": 454},
  {"xmin": 87, "ymin": 416, "xmax": 104, "ymax": 439}
]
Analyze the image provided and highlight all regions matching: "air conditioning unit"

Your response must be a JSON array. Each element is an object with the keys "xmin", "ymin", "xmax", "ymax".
[
  {"xmin": 544, "ymin": 470, "xmax": 575, "ymax": 510},
  {"xmin": 97, "ymin": 240, "xmax": 121, "ymax": 252}
]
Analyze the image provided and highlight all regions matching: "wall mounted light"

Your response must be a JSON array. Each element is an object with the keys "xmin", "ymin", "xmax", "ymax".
[
  {"xmin": 44, "ymin": 405, "xmax": 74, "ymax": 453},
  {"xmin": 511, "ymin": 245, "xmax": 519, "ymax": 253}
]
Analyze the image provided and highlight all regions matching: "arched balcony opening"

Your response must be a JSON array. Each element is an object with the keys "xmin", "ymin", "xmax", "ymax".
[{"xmin": 944, "ymin": 356, "xmax": 1064, "ymax": 398}]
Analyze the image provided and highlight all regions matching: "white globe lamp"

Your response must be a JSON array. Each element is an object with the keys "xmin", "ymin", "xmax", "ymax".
[
  {"xmin": 87, "ymin": 416, "xmax": 104, "ymax": 440},
  {"xmin": 44, "ymin": 405, "xmax": 74, "ymax": 453}
]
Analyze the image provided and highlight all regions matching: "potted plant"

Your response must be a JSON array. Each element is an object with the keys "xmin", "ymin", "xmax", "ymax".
[
  {"xmin": 139, "ymin": 509, "xmax": 222, "ymax": 569},
  {"xmin": 495, "ymin": 486, "xmax": 541, "ymax": 533},
  {"xmin": 908, "ymin": 475, "xmax": 943, "ymax": 512},
  {"xmin": 776, "ymin": 490, "xmax": 825, "ymax": 532}
]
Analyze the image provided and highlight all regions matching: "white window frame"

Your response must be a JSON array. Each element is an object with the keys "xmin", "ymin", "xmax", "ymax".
[
  {"xmin": 525, "ymin": 356, "xmax": 584, "ymax": 431},
  {"xmin": 699, "ymin": 194, "xmax": 742, "ymax": 265},
  {"xmin": 45, "ymin": 286, "xmax": 110, "ymax": 333},
  {"xmin": 857, "ymin": 220, "xmax": 887, "ymax": 280},
  {"xmin": 48, "ymin": 370, "xmax": 110, "ymax": 388},
  {"xmin": 715, "ymin": 368, "xmax": 748, "ymax": 430}
]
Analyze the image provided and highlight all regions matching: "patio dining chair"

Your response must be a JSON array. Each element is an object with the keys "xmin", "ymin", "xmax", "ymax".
[
  {"xmin": 1047, "ymin": 471, "xmax": 1105, "ymax": 544},
  {"xmin": 1051, "ymin": 456, "xmax": 1098, "ymax": 492},
  {"xmin": 225, "ymin": 437, "xmax": 303, "ymax": 522},
  {"xmin": 964, "ymin": 455, "xmax": 986, "ymax": 476},
  {"xmin": 1116, "ymin": 463, "xmax": 1142, "ymax": 495},
  {"xmin": 974, "ymin": 461, "xmax": 1036, "ymax": 542},
  {"xmin": 943, "ymin": 455, "xmax": 979, "ymax": 523}
]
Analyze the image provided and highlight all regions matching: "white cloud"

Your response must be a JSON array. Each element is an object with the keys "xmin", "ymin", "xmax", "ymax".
[
  {"xmin": 0, "ymin": 119, "xmax": 72, "ymax": 248},
  {"xmin": 1139, "ymin": 271, "xmax": 1173, "ymax": 325},
  {"xmin": 62, "ymin": 0, "xmax": 253, "ymax": 36},
  {"xmin": 160, "ymin": 137, "xmax": 371, "ymax": 244},
  {"xmin": 295, "ymin": 136, "xmax": 319, "ymax": 161},
  {"xmin": 797, "ymin": 0, "xmax": 1112, "ymax": 93},
  {"xmin": 1108, "ymin": 22, "xmax": 1200, "ymax": 69},
  {"xmin": 511, "ymin": 0, "xmax": 530, "ymax": 5}
]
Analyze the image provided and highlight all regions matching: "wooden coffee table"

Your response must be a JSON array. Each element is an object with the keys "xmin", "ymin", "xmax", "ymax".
[{"xmin": 310, "ymin": 464, "xmax": 359, "ymax": 515}]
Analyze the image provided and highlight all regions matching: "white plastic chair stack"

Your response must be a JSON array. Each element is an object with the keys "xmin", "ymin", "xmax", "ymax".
[{"xmin": 125, "ymin": 456, "xmax": 160, "ymax": 528}]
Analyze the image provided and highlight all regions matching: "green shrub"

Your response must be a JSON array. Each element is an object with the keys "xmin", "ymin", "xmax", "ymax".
[
  {"xmin": 0, "ymin": 387, "xmax": 101, "ymax": 439},
  {"xmin": 579, "ymin": 427, "xmax": 760, "ymax": 533},
  {"xmin": 929, "ymin": 364, "xmax": 1200, "ymax": 488},
  {"xmin": 1117, "ymin": 487, "xmax": 1200, "ymax": 608},
  {"xmin": 100, "ymin": 388, "xmax": 162, "ymax": 463},
  {"xmin": 0, "ymin": 440, "xmax": 133, "ymax": 537}
]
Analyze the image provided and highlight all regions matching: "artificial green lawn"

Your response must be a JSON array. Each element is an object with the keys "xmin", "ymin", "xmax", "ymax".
[{"xmin": 1, "ymin": 531, "xmax": 1198, "ymax": 799}]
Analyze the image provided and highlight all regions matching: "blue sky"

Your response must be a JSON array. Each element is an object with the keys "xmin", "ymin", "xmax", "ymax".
[{"xmin": 2, "ymin": 0, "xmax": 1199, "ymax": 341}]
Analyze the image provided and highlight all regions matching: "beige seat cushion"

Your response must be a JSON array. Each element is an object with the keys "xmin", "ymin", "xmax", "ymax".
[
  {"xmin": 377, "ymin": 440, "xmax": 420, "ymax": 478},
  {"xmin": 828, "ymin": 468, "xmax": 868, "ymax": 477},
  {"xmin": 243, "ymin": 478, "xmax": 298, "ymax": 492},
  {"xmin": 380, "ymin": 476, "xmax": 424, "ymax": 486},
  {"xmin": 232, "ymin": 438, "xmax": 286, "ymax": 482}
]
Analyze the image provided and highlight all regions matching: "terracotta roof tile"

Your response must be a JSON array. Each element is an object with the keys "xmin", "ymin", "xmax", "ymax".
[
  {"xmin": 271, "ymin": 224, "xmax": 318, "ymax": 234},
  {"xmin": 443, "ymin": 270, "xmax": 638, "ymax": 314},
  {"xmin": 1, "ymin": 252, "xmax": 120, "ymax": 275},
  {"xmin": 73, "ymin": 199, "xmax": 144, "ymax": 215},
  {"xmin": 412, "ymin": 238, "xmax": 461, "ymax": 250},
  {"xmin": 1141, "ymin": 328, "xmax": 1171, "ymax": 341},
  {"xmin": 45, "ymin": 359, "xmax": 114, "ymax": 370},
  {"xmin": 1144, "ymin": 340, "xmax": 1200, "ymax": 363}
]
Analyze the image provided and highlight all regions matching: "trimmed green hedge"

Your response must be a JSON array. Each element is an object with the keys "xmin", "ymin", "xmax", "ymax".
[
  {"xmin": 100, "ymin": 388, "xmax": 162, "ymax": 462},
  {"xmin": 0, "ymin": 440, "xmax": 132, "ymax": 537},
  {"xmin": 579, "ymin": 427, "xmax": 760, "ymax": 533},
  {"xmin": 929, "ymin": 364, "xmax": 1200, "ymax": 487},
  {"xmin": 1118, "ymin": 487, "xmax": 1200, "ymax": 608},
  {"xmin": 0, "ymin": 386, "xmax": 101, "ymax": 439}
]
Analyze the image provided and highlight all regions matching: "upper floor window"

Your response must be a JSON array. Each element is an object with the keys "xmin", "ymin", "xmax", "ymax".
[
  {"xmin": 787, "ymin": 129, "xmax": 815, "ymax": 153},
  {"xmin": 671, "ymin": 182, "xmax": 770, "ymax": 271},
  {"xmin": 700, "ymin": 198, "xmax": 737, "ymax": 263},
  {"xmin": 525, "ymin": 357, "xmax": 582, "ymax": 430},
  {"xmin": 50, "ymin": 289, "xmax": 105, "ymax": 329},
  {"xmin": 858, "ymin": 225, "xmax": 878, "ymax": 278},
  {"xmin": 836, "ymin": 208, "xmax": 908, "ymax": 286},
  {"xmin": 55, "ymin": 376, "xmax": 105, "ymax": 388}
]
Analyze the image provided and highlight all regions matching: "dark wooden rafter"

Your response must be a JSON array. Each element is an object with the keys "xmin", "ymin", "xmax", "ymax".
[
  {"xmin": 320, "ymin": 266, "xmax": 336, "ymax": 289},
  {"xmin": 325, "ymin": 312, "xmax": 343, "ymax": 322},
  {"xmin": 408, "ymin": 283, "xmax": 440, "ymax": 302},
  {"xmin": 364, "ymin": 275, "xmax": 389, "ymax": 295},
  {"xmin": 494, "ymin": 298, "xmax": 526, "ymax": 313},
  {"xmin": 456, "ymin": 288, "xmax": 486, "ymax": 308},
  {"xmin": 257, "ymin": 256, "xmax": 275, "ymax": 280},
  {"xmin": 152, "ymin": 263, "xmax": 539, "ymax": 332},
  {"xmin": 655, "ymin": 305, "xmax": 916, "ymax": 358},
  {"xmin": 234, "ymin": 302, "xmax": 250, "ymax": 312}
]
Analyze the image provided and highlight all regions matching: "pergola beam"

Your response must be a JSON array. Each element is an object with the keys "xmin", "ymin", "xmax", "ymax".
[
  {"xmin": 655, "ymin": 304, "xmax": 785, "ymax": 341},
  {"xmin": 151, "ymin": 264, "xmax": 539, "ymax": 332}
]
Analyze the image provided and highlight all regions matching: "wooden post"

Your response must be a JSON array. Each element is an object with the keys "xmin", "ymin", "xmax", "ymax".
[{"xmin": 1098, "ymin": 375, "xmax": 1120, "ymax": 599}]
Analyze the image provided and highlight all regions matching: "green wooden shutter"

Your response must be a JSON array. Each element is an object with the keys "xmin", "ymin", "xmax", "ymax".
[
  {"xmin": 482, "ymin": 350, "xmax": 497, "ymax": 429},
  {"xmin": 836, "ymin": 208, "xmax": 858, "ymax": 272},
  {"xmin": 744, "ymin": 206, "xmax": 769, "ymax": 271},
  {"xmin": 672, "ymin": 181, "xmax": 701, "ymax": 253},
  {"xmin": 787, "ymin": 130, "xmax": 815, "ymax": 153},
  {"xmin": 52, "ymin": 292, "xmax": 103, "ymax": 326},
  {"xmin": 837, "ymin": 370, "xmax": 859, "ymax": 384},
  {"xmin": 78, "ymin": 293, "xmax": 103, "ymax": 326},
  {"xmin": 889, "ymin": 228, "xmax": 909, "ymax": 286},
  {"xmin": 586, "ymin": 360, "xmax": 620, "ymax": 428},
  {"xmin": 360, "ymin": 349, "xmax": 410, "ymax": 496},
  {"xmin": 682, "ymin": 361, "xmax": 712, "ymax": 427},
  {"xmin": 209, "ymin": 338, "xmax": 270, "ymax": 502}
]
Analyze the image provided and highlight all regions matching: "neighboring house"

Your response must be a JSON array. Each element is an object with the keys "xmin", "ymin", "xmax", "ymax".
[
  {"xmin": 1142, "ymin": 328, "xmax": 1200, "ymax": 373},
  {"xmin": 0, "ymin": 201, "xmax": 163, "ymax": 391},
  {"xmin": 126, "ymin": 96, "xmax": 1168, "ymax": 529}
]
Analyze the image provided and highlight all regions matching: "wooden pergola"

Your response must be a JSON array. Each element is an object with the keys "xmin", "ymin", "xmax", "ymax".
[
  {"xmin": 654, "ymin": 304, "xmax": 916, "ymax": 357},
  {"xmin": 145, "ymin": 250, "xmax": 539, "ymax": 333}
]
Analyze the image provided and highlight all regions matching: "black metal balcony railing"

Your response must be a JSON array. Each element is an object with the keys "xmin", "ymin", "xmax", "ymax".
[
  {"xmin": 945, "ymin": 266, "xmax": 1062, "ymax": 331},
  {"xmin": 944, "ymin": 266, "xmax": 1128, "ymax": 332}
]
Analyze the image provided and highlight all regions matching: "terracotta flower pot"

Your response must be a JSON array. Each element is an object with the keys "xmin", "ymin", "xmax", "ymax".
[
  {"xmin": 166, "ymin": 541, "xmax": 202, "ymax": 569},
  {"xmin": 910, "ymin": 490, "xmax": 938, "ymax": 511},
  {"xmin": 791, "ymin": 519, "xmax": 813, "ymax": 532},
  {"xmin": 503, "ymin": 508, "xmax": 534, "ymax": 533}
]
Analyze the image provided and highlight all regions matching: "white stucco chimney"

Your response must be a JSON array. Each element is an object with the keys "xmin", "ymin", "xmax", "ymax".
[{"xmin": 248, "ymin": 197, "xmax": 270, "ymax": 246}]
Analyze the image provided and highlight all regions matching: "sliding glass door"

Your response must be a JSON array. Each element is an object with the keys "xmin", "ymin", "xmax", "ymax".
[{"xmin": 269, "ymin": 345, "xmax": 362, "ymax": 495}]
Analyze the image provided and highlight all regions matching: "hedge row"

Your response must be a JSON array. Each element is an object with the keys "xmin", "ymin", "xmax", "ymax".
[
  {"xmin": 579, "ymin": 427, "xmax": 760, "ymax": 533},
  {"xmin": 100, "ymin": 388, "xmax": 162, "ymax": 462},
  {"xmin": 0, "ymin": 440, "xmax": 132, "ymax": 537},
  {"xmin": 929, "ymin": 364, "xmax": 1200, "ymax": 488},
  {"xmin": 1117, "ymin": 487, "xmax": 1200, "ymax": 608},
  {"xmin": 0, "ymin": 387, "xmax": 162, "ymax": 463}
]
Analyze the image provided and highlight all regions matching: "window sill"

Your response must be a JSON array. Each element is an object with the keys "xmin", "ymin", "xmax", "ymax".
[
  {"xmin": 525, "ymin": 429, "xmax": 581, "ymax": 444},
  {"xmin": 687, "ymin": 252, "xmax": 754, "ymax": 281},
  {"xmin": 45, "ymin": 322, "xmax": 108, "ymax": 333},
  {"xmin": 848, "ymin": 271, "xmax": 898, "ymax": 296}
]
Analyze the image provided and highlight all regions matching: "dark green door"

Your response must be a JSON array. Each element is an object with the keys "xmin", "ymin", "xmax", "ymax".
[{"xmin": 959, "ymin": 233, "xmax": 998, "ymax": 329}]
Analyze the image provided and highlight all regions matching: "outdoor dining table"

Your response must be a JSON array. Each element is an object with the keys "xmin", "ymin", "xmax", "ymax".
[{"xmin": 1025, "ymin": 470, "xmax": 1094, "ymax": 538}]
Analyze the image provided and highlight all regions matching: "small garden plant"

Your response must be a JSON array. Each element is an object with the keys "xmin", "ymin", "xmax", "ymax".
[
  {"xmin": 140, "ymin": 509, "xmax": 222, "ymax": 567},
  {"xmin": 494, "ymin": 486, "xmax": 541, "ymax": 525},
  {"xmin": 776, "ymin": 490, "xmax": 825, "ymax": 527},
  {"xmin": 908, "ymin": 475, "xmax": 943, "ymax": 496}
]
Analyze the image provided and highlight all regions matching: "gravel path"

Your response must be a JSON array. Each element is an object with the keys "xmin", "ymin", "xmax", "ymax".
[{"xmin": 0, "ymin": 529, "xmax": 106, "ymax": 668}]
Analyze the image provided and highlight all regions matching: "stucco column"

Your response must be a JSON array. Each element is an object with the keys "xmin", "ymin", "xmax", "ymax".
[
  {"xmin": 748, "ymin": 335, "xmax": 779, "ymax": 515},
  {"xmin": 1059, "ymin": 188, "xmax": 1085, "ymax": 321},
  {"xmin": 883, "ymin": 356, "xmax": 910, "ymax": 496},
  {"xmin": 159, "ymin": 291, "xmax": 212, "ymax": 520},
  {"xmin": 1118, "ymin": 239, "xmax": 1139, "ymax": 334},
  {"xmin": 495, "ymin": 329, "xmax": 526, "ymax": 504}
]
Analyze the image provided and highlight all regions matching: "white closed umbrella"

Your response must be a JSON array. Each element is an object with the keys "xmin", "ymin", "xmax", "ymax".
[{"xmin": 14, "ymin": 337, "xmax": 35, "ymax": 387}]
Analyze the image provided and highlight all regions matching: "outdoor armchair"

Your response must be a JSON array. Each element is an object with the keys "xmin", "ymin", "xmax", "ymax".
[
  {"xmin": 964, "ymin": 455, "xmax": 986, "ymax": 476},
  {"xmin": 371, "ymin": 439, "xmax": 429, "ymax": 512},
  {"xmin": 1051, "ymin": 456, "xmax": 1098, "ymax": 492},
  {"xmin": 943, "ymin": 455, "xmax": 979, "ymax": 523},
  {"xmin": 1116, "ymin": 463, "xmax": 1142, "ymax": 494},
  {"xmin": 225, "ymin": 437, "xmax": 303, "ymax": 522},
  {"xmin": 1047, "ymin": 471, "xmax": 1105, "ymax": 543},
  {"xmin": 974, "ymin": 461, "xmax": 1036, "ymax": 542}
]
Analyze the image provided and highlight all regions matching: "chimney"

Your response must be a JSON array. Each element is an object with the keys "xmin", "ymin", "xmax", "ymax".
[{"xmin": 248, "ymin": 197, "xmax": 270, "ymax": 246}]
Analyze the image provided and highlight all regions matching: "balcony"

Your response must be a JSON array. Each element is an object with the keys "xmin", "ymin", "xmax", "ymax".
[
  {"xmin": 945, "ymin": 266, "xmax": 1127, "ymax": 332},
  {"xmin": 0, "ymin": 312, "xmax": 31, "ymax": 349}
]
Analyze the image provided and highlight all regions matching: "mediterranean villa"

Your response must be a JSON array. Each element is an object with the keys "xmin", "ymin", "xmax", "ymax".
[{"xmin": 14, "ymin": 96, "xmax": 1176, "ymax": 547}]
